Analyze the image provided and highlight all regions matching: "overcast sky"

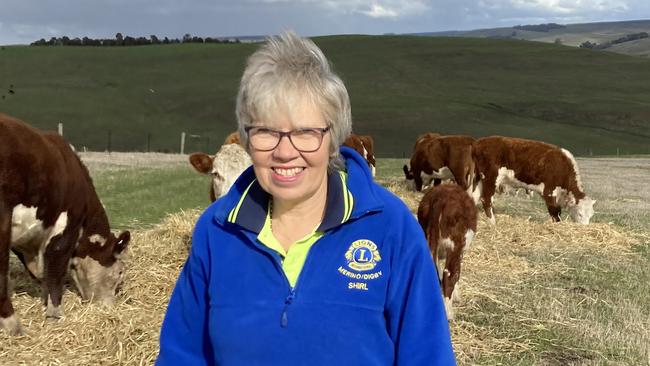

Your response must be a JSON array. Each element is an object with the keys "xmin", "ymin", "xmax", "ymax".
[{"xmin": 1, "ymin": 0, "xmax": 649, "ymax": 45}]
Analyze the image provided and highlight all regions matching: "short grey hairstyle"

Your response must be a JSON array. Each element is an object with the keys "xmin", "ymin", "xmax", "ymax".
[{"xmin": 236, "ymin": 31, "xmax": 352, "ymax": 171}]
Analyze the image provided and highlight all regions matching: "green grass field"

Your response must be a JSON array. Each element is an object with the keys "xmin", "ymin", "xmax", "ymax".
[{"xmin": 2, "ymin": 35, "xmax": 650, "ymax": 157}]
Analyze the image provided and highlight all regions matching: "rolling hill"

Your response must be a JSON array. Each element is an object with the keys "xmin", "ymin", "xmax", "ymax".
[
  {"xmin": 412, "ymin": 19, "xmax": 650, "ymax": 57},
  {"xmin": 1, "ymin": 35, "xmax": 650, "ymax": 157}
]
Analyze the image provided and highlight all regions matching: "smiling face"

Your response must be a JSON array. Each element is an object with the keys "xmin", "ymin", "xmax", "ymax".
[{"xmin": 249, "ymin": 98, "xmax": 331, "ymax": 207}]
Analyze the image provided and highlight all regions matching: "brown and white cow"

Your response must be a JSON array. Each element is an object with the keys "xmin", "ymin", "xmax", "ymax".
[
  {"xmin": 0, "ymin": 113, "xmax": 131, "ymax": 336},
  {"xmin": 472, "ymin": 136, "xmax": 595, "ymax": 225},
  {"xmin": 189, "ymin": 142, "xmax": 252, "ymax": 202},
  {"xmin": 417, "ymin": 184, "xmax": 477, "ymax": 320},
  {"xmin": 403, "ymin": 134, "xmax": 475, "ymax": 192},
  {"xmin": 343, "ymin": 134, "xmax": 376, "ymax": 177}
]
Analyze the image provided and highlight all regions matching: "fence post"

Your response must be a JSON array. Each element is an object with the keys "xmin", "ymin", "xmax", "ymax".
[
  {"xmin": 180, "ymin": 132, "xmax": 186, "ymax": 154},
  {"xmin": 107, "ymin": 129, "xmax": 112, "ymax": 154},
  {"xmin": 58, "ymin": 123, "xmax": 63, "ymax": 136}
]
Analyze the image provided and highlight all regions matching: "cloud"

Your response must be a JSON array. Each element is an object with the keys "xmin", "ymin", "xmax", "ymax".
[
  {"xmin": 481, "ymin": 0, "xmax": 630, "ymax": 15},
  {"xmin": 361, "ymin": 4, "xmax": 399, "ymax": 18}
]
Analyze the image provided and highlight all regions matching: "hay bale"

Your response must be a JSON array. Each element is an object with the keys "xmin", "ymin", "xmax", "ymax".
[{"xmin": 0, "ymin": 209, "xmax": 201, "ymax": 364}]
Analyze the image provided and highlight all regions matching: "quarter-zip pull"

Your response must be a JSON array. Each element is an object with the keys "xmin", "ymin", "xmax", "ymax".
[{"xmin": 280, "ymin": 289, "xmax": 296, "ymax": 328}]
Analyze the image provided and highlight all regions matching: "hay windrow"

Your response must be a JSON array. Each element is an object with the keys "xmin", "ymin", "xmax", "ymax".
[{"xmin": 0, "ymin": 177, "xmax": 645, "ymax": 364}]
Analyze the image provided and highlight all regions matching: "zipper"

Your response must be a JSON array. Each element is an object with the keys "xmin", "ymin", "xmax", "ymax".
[{"xmin": 280, "ymin": 288, "xmax": 295, "ymax": 328}]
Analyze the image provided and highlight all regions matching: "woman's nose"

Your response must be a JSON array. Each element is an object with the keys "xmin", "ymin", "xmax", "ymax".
[{"xmin": 273, "ymin": 135, "xmax": 299, "ymax": 159}]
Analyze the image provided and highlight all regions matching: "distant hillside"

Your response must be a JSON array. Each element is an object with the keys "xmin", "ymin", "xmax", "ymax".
[
  {"xmin": 412, "ymin": 19, "xmax": 650, "ymax": 57},
  {"xmin": 1, "ymin": 35, "xmax": 650, "ymax": 157}
]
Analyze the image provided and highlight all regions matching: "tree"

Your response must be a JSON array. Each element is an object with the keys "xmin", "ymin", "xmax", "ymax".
[{"xmin": 115, "ymin": 32, "xmax": 124, "ymax": 45}]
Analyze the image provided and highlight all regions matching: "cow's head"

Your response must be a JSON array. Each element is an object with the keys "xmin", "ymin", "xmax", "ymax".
[
  {"xmin": 403, "ymin": 164, "xmax": 418, "ymax": 190},
  {"xmin": 568, "ymin": 197, "xmax": 595, "ymax": 225},
  {"xmin": 190, "ymin": 152, "xmax": 218, "ymax": 202},
  {"xmin": 69, "ymin": 230, "xmax": 131, "ymax": 304}
]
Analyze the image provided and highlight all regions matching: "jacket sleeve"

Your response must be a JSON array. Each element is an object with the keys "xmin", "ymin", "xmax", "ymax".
[
  {"xmin": 385, "ymin": 208, "xmax": 457, "ymax": 365},
  {"xmin": 156, "ymin": 213, "xmax": 215, "ymax": 365}
]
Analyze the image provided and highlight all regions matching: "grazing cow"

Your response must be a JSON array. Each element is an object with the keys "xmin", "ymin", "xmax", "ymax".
[
  {"xmin": 417, "ymin": 184, "xmax": 477, "ymax": 320},
  {"xmin": 472, "ymin": 136, "xmax": 595, "ymax": 224},
  {"xmin": 343, "ymin": 134, "xmax": 376, "ymax": 177},
  {"xmin": 189, "ymin": 143, "xmax": 252, "ymax": 202},
  {"xmin": 0, "ymin": 113, "xmax": 131, "ymax": 336},
  {"xmin": 403, "ymin": 135, "xmax": 475, "ymax": 192}
]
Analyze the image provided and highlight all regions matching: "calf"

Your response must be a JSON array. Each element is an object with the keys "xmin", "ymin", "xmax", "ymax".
[
  {"xmin": 343, "ymin": 134, "xmax": 376, "ymax": 177},
  {"xmin": 403, "ymin": 134, "xmax": 475, "ymax": 192},
  {"xmin": 0, "ymin": 113, "xmax": 131, "ymax": 335},
  {"xmin": 189, "ymin": 143, "xmax": 252, "ymax": 202},
  {"xmin": 417, "ymin": 184, "xmax": 477, "ymax": 320},
  {"xmin": 473, "ymin": 136, "xmax": 595, "ymax": 224}
]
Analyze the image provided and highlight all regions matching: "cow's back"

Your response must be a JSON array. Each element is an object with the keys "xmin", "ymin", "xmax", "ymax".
[
  {"xmin": 0, "ymin": 114, "xmax": 71, "ymax": 227},
  {"xmin": 474, "ymin": 136, "xmax": 583, "ymax": 197}
]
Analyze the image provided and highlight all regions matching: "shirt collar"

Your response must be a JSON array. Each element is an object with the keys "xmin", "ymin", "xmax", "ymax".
[{"xmin": 225, "ymin": 169, "xmax": 354, "ymax": 233}]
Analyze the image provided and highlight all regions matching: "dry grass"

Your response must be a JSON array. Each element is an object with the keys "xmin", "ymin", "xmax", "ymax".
[
  {"xmin": 79, "ymin": 152, "xmax": 189, "ymax": 173},
  {"xmin": 0, "ymin": 210, "xmax": 201, "ymax": 365},
  {"xmin": 381, "ymin": 175, "xmax": 649, "ymax": 365}
]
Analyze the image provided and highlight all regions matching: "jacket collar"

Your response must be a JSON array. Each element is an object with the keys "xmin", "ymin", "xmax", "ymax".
[{"xmin": 214, "ymin": 146, "xmax": 383, "ymax": 233}]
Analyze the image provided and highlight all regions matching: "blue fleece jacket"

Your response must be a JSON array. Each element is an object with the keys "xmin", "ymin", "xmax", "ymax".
[{"xmin": 157, "ymin": 147, "xmax": 456, "ymax": 365}]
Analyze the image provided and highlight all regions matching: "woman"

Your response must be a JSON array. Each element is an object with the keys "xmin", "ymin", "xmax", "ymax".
[{"xmin": 157, "ymin": 32, "xmax": 456, "ymax": 365}]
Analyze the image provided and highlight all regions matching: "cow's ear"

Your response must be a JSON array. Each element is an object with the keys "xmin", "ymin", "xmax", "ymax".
[
  {"xmin": 403, "ymin": 165, "xmax": 413, "ymax": 179},
  {"xmin": 114, "ymin": 231, "xmax": 131, "ymax": 254},
  {"xmin": 189, "ymin": 153, "xmax": 214, "ymax": 174}
]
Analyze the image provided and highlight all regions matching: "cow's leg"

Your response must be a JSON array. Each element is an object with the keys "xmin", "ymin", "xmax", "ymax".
[
  {"xmin": 11, "ymin": 249, "xmax": 41, "ymax": 282},
  {"xmin": 43, "ymin": 227, "xmax": 77, "ymax": 319},
  {"xmin": 543, "ymin": 195, "xmax": 562, "ymax": 222},
  {"xmin": 426, "ymin": 221, "xmax": 441, "ymax": 279},
  {"xmin": 0, "ymin": 209, "xmax": 22, "ymax": 335},
  {"xmin": 480, "ymin": 171, "xmax": 498, "ymax": 225},
  {"xmin": 441, "ymin": 241, "xmax": 463, "ymax": 321},
  {"xmin": 414, "ymin": 168, "xmax": 424, "ymax": 191}
]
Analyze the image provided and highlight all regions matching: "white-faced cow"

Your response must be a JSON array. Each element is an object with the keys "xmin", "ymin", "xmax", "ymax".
[
  {"xmin": 189, "ymin": 141, "xmax": 252, "ymax": 202},
  {"xmin": 403, "ymin": 134, "xmax": 475, "ymax": 193},
  {"xmin": 343, "ymin": 134, "xmax": 376, "ymax": 177},
  {"xmin": 472, "ymin": 136, "xmax": 595, "ymax": 225},
  {"xmin": 417, "ymin": 184, "xmax": 477, "ymax": 320},
  {"xmin": 0, "ymin": 113, "xmax": 131, "ymax": 336}
]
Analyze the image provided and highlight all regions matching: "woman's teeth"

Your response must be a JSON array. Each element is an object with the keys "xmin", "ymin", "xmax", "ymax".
[{"xmin": 274, "ymin": 167, "xmax": 303, "ymax": 177}]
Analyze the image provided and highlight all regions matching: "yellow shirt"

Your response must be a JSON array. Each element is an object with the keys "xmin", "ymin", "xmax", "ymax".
[{"xmin": 257, "ymin": 203, "xmax": 323, "ymax": 288}]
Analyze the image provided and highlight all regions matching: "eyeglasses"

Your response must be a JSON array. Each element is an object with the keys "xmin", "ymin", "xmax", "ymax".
[{"xmin": 245, "ymin": 126, "xmax": 330, "ymax": 152}]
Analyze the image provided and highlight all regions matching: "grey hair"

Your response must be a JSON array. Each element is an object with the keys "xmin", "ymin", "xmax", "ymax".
[{"xmin": 236, "ymin": 31, "xmax": 352, "ymax": 171}]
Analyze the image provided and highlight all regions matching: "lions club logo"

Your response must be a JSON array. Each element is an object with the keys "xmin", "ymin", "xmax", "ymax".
[{"xmin": 345, "ymin": 239, "xmax": 381, "ymax": 271}]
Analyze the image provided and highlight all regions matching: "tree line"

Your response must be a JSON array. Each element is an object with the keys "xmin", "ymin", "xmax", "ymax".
[
  {"xmin": 30, "ymin": 33, "xmax": 241, "ymax": 46},
  {"xmin": 579, "ymin": 32, "xmax": 649, "ymax": 50}
]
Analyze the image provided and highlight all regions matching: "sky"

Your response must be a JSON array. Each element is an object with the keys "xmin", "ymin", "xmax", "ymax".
[{"xmin": 1, "ymin": 0, "xmax": 649, "ymax": 45}]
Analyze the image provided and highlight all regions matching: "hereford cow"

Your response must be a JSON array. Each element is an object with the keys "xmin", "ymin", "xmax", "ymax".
[
  {"xmin": 358, "ymin": 135, "xmax": 376, "ymax": 177},
  {"xmin": 343, "ymin": 134, "xmax": 376, "ymax": 177},
  {"xmin": 472, "ymin": 136, "xmax": 595, "ymax": 225},
  {"xmin": 189, "ymin": 143, "xmax": 252, "ymax": 202},
  {"xmin": 403, "ymin": 134, "xmax": 475, "ymax": 192},
  {"xmin": 417, "ymin": 184, "xmax": 477, "ymax": 320},
  {"xmin": 0, "ymin": 113, "xmax": 131, "ymax": 336}
]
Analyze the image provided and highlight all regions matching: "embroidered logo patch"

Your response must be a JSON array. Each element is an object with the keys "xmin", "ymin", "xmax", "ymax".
[{"xmin": 345, "ymin": 239, "xmax": 381, "ymax": 271}]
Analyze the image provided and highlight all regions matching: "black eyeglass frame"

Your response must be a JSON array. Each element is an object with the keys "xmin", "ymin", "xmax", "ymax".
[{"xmin": 244, "ymin": 126, "xmax": 331, "ymax": 152}]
